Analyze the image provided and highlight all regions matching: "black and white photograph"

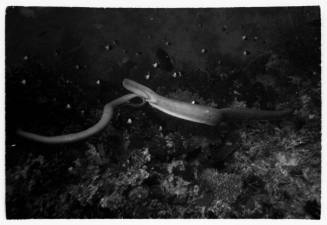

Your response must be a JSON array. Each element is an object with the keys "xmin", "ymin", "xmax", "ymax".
[{"xmin": 4, "ymin": 2, "xmax": 322, "ymax": 220}]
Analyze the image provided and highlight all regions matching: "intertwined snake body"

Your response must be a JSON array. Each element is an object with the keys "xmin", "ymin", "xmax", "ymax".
[
  {"xmin": 17, "ymin": 79, "xmax": 292, "ymax": 144},
  {"xmin": 17, "ymin": 93, "xmax": 139, "ymax": 144}
]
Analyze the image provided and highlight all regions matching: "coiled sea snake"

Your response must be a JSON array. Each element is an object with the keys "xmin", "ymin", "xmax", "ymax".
[{"xmin": 17, "ymin": 79, "xmax": 292, "ymax": 144}]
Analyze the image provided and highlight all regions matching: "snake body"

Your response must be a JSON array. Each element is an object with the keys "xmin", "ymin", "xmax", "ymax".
[
  {"xmin": 123, "ymin": 79, "xmax": 293, "ymax": 126},
  {"xmin": 17, "ymin": 79, "xmax": 292, "ymax": 144},
  {"xmin": 17, "ymin": 93, "xmax": 139, "ymax": 144}
]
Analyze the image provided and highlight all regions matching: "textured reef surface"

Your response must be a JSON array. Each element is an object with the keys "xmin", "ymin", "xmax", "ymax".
[{"xmin": 6, "ymin": 7, "xmax": 320, "ymax": 218}]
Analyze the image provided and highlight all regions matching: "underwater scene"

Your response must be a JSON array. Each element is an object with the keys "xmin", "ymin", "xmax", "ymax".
[{"xmin": 5, "ymin": 7, "xmax": 321, "ymax": 218}]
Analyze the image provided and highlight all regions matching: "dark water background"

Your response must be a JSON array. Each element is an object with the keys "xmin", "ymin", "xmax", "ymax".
[{"xmin": 6, "ymin": 7, "xmax": 320, "ymax": 131}]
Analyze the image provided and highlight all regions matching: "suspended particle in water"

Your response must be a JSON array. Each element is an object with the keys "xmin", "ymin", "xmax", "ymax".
[
  {"xmin": 145, "ymin": 73, "xmax": 151, "ymax": 80},
  {"xmin": 10, "ymin": 144, "xmax": 16, "ymax": 148},
  {"xmin": 253, "ymin": 36, "xmax": 259, "ymax": 41},
  {"xmin": 178, "ymin": 71, "xmax": 182, "ymax": 77},
  {"xmin": 23, "ymin": 55, "xmax": 28, "ymax": 60},
  {"xmin": 80, "ymin": 110, "xmax": 85, "ymax": 115},
  {"xmin": 191, "ymin": 100, "xmax": 196, "ymax": 104},
  {"xmin": 153, "ymin": 62, "xmax": 159, "ymax": 68},
  {"xmin": 172, "ymin": 72, "xmax": 177, "ymax": 78},
  {"xmin": 201, "ymin": 48, "xmax": 207, "ymax": 54},
  {"xmin": 242, "ymin": 35, "xmax": 247, "ymax": 40},
  {"xmin": 159, "ymin": 126, "xmax": 163, "ymax": 131},
  {"xmin": 165, "ymin": 41, "xmax": 171, "ymax": 46},
  {"xmin": 217, "ymin": 59, "xmax": 221, "ymax": 65},
  {"xmin": 105, "ymin": 44, "xmax": 112, "ymax": 51},
  {"xmin": 96, "ymin": 80, "xmax": 101, "ymax": 85},
  {"xmin": 243, "ymin": 50, "xmax": 250, "ymax": 56},
  {"xmin": 75, "ymin": 65, "xmax": 80, "ymax": 70},
  {"xmin": 127, "ymin": 118, "xmax": 132, "ymax": 124},
  {"xmin": 66, "ymin": 104, "xmax": 71, "ymax": 109},
  {"xmin": 21, "ymin": 79, "xmax": 26, "ymax": 85}
]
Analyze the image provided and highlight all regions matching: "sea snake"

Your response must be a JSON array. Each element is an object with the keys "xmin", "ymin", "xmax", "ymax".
[
  {"xmin": 16, "ymin": 93, "xmax": 141, "ymax": 144},
  {"xmin": 122, "ymin": 79, "xmax": 293, "ymax": 126},
  {"xmin": 17, "ymin": 79, "xmax": 292, "ymax": 144}
]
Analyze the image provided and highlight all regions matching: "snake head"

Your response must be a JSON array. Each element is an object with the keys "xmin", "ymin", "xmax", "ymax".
[{"xmin": 122, "ymin": 79, "xmax": 157, "ymax": 103}]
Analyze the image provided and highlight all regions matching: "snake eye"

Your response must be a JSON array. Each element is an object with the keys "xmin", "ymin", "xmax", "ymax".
[{"xmin": 127, "ymin": 96, "xmax": 146, "ymax": 107}]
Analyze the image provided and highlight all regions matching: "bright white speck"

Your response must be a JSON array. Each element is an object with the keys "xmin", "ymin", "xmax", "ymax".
[
  {"xmin": 105, "ymin": 45, "xmax": 111, "ymax": 51},
  {"xmin": 10, "ymin": 144, "xmax": 16, "ymax": 147},
  {"xmin": 66, "ymin": 104, "xmax": 71, "ymax": 109},
  {"xmin": 23, "ymin": 56, "xmax": 28, "ymax": 60},
  {"xmin": 172, "ymin": 72, "xmax": 177, "ymax": 78},
  {"xmin": 243, "ymin": 50, "xmax": 250, "ymax": 56},
  {"xmin": 21, "ymin": 79, "xmax": 26, "ymax": 85},
  {"xmin": 75, "ymin": 65, "xmax": 80, "ymax": 70},
  {"xmin": 191, "ymin": 101, "xmax": 196, "ymax": 104},
  {"xmin": 242, "ymin": 35, "xmax": 247, "ymax": 40},
  {"xmin": 153, "ymin": 62, "xmax": 158, "ymax": 68},
  {"xmin": 309, "ymin": 114, "xmax": 315, "ymax": 120},
  {"xmin": 127, "ymin": 118, "xmax": 132, "ymax": 124},
  {"xmin": 178, "ymin": 72, "xmax": 182, "ymax": 77},
  {"xmin": 145, "ymin": 73, "xmax": 151, "ymax": 80},
  {"xmin": 201, "ymin": 48, "xmax": 207, "ymax": 54},
  {"xmin": 96, "ymin": 80, "xmax": 101, "ymax": 85},
  {"xmin": 159, "ymin": 126, "xmax": 163, "ymax": 131}
]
